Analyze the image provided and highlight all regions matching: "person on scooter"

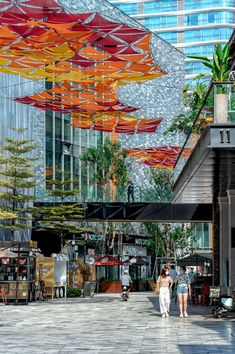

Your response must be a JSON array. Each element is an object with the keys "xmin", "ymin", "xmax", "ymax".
[{"xmin": 121, "ymin": 269, "xmax": 132, "ymax": 294}]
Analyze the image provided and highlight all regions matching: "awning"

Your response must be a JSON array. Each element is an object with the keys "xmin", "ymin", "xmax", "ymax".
[
  {"xmin": 125, "ymin": 256, "xmax": 148, "ymax": 266},
  {"xmin": 177, "ymin": 254, "xmax": 212, "ymax": 266},
  {"xmin": 95, "ymin": 255, "xmax": 124, "ymax": 266},
  {"xmin": 0, "ymin": 248, "xmax": 17, "ymax": 258}
]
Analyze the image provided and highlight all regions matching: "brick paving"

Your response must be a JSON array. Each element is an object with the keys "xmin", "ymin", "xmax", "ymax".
[{"xmin": 0, "ymin": 292, "xmax": 235, "ymax": 353}]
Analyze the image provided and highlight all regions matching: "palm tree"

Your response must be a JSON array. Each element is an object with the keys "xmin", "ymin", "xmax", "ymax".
[
  {"xmin": 189, "ymin": 43, "xmax": 231, "ymax": 82},
  {"xmin": 190, "ymin": 43, "xmax": 231, "ymax": 123},
  {"xmin": 81, "ymin": 138, "xmax": 128, "ymax": 201}
]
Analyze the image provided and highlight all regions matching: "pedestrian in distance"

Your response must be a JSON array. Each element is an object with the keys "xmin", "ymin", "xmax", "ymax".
[
  {"xmin": 176, "ymin": 265, "xmax": 191, "ymax": 318},
  {"xmin": 169, "ymin": 264, "xmax": 177, "ymax": 292},
  {"xmin": 155, "ymin": 268, "xmax": 173, "ymax": 318},
  {"xmin": 127, "ymin": 180, "xmax": 134, "ymax": 203},
  {"xmin": 188, "ymin": 267, "xmax": 196, "ymax": 299},
  {"xmin": 169, "ymin": 264, "xmax": 178, "ymax": 302}
]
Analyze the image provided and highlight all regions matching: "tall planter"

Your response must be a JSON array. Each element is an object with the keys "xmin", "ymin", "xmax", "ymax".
[
  {"xmin": 100, "ymin": 280, "xmax": 122, "ymax": 293},
  {"xmin": 214, "ymin": 93, "xmax": 228, "ymax": 123}
]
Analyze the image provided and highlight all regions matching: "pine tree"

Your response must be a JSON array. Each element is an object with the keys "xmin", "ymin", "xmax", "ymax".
[
  {"xmin": 0, "ymin": 127, "xmax": 37, "ymax": 241},
  {"xmin": 38, "ymin": 178, "xmax": 86, "ymax": 252}
]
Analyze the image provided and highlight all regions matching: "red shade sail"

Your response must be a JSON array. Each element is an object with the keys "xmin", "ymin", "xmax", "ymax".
[
  {"xmin": 0, "ymin": 8, "xmax": 165, "ymax": 84},
  {"xmin": 125, "ymin": 146, "xmax": 191, "ymax": 169},
  {"xmin": 71, "ymin": 112, "xmax": 162, "ymax": 134},
  {"xmin": 0, "ymin": 2, "xmax": 166, "ymax": 134}
]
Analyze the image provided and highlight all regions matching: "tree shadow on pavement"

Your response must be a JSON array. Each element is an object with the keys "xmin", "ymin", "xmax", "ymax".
[{"xmin": 179, "ymin": 344, "xmax": 235, "ymax": 354}]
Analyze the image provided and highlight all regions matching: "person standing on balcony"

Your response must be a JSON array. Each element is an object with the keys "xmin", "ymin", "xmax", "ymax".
[{"xmin": 127, "ymin": 180, "xmax": 134, "ymax": 203}]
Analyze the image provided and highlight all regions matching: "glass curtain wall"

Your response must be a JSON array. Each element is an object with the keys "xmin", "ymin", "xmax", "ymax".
[{"xmin": 45, "ymin": 109, "xmax": 102, "ymax": 201}]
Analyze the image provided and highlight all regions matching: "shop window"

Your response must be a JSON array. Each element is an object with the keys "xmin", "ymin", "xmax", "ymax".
[{"xmin": 196, "ymin": 224, "xmax": 203, "ymax": 248}]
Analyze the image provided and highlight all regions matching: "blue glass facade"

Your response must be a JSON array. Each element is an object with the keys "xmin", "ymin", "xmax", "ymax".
[
  {"xmin": 111, "ymin": 0, "xmax": 235, "ymax": 78},
  {"xmin": 144, "ymin": 16, "xmax": 178, "ymax": 29},
  {"xmin": 143, "ymin": 1, "xmax": 178, "ymax": 13},
  {"xmin": 185, "ymin": 11, "xmax": 235, "ymax": 26},
  {"xmin": 185, "ymin": 0, "xmax": 235, "ymax": 9},
  {"xmin": 115, "ymin": 2, "xmax": 137, "ymax": 15}
]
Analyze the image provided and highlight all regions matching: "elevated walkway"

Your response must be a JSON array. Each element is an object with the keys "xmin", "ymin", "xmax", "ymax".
[{"xmin": 85, "ymin": 202, "xmax": 212, "ymax": 222}]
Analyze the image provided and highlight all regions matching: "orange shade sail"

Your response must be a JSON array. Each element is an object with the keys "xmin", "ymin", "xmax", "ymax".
[
  {"xmin": 0, "ymin": 7, "xmax": 165, "ymax": 84},
  {"xmin": 71, "ymin": 112, "xmax": 162, "ymax": 134},
  {"xmin": 125, "ymin": 146, "xmax": 191, "ymax": 169}
]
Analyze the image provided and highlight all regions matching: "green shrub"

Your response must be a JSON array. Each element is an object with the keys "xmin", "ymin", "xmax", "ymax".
[{"xmin": 66, "ymin": 288, "xmax": 82, "ymax": 298}]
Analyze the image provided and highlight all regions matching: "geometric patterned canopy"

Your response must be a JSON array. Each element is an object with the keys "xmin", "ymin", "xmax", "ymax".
[
  {"xmin": 0, "ymin": 3, "xmax": 165, "ymax": 84},
  {"xmin": 0, "ymin": 1, "xmax": 166, "ymax": 136},
  {"xmin": 125, "ymin": 146, "xmax": 191, "ymax": 169},
  {"xmin": 71, "ymin": 112, "xmax": 162, "ymax": 134},
  {"xmin": 15, "ymin": 82, "xmax": 138, "ymax": 113}
]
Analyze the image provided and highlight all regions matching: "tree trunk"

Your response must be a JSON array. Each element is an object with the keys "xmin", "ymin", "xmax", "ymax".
[{"xmin": 165, "ymin": 224, "xmax": 171, "ymax": 260}]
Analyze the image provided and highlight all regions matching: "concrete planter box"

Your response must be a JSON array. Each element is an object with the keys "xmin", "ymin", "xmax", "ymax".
[
  {"xmin": 214, "ymin": 93, "xmax": 228, "ymax": 123},
  {"xmin": 100, "ymin": 280, "xmax": 122, "ymax": 293}
]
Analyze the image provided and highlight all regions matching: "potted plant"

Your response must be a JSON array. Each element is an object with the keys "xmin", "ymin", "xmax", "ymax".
[
  {"xmin": 147, "ymin": 276, "xmax": 155, "ymax": 291},
  {"xmin": 189, "ymin": 43, "xmax": 231, "ymax": 123},
  {"xmin": 165, "ymin": 81, "xmax": 212, "ymax": 136}
]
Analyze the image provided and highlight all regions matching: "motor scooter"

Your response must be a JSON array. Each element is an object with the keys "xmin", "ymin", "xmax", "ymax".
[
  {"xmin": 121, "ymin": 286, "xmax": 129, "ymax": 301},
  {"xmin": 212, "ymin": 295, "xmax": 235, "ymax": 318},
  {"xmin": 211, "ymin": 292, "xmax": 235, "ymax": 318}
]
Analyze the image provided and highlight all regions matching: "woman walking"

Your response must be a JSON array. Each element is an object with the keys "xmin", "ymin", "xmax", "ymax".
[
  {"xmin": 176, "ymin": 265, "xmax": 191, "ymax": 318},
  {"xmin": 156, "ymin": 268, "xmax": 173, "ymax": 318}
]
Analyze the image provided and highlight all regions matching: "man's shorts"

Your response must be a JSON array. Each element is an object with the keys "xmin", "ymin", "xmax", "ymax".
[{"xmin": 122, "ymin": 286, "xmax": 130, "ymax": 291}]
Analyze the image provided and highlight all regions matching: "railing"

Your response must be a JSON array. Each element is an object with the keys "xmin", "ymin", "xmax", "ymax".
[
  {"xmin": 174, "ymin": 82, "xmax": 235, "ymax": 181},
  {"xmin": 35, "ymin": 185, "xmax": 172, "ymax": 203}
]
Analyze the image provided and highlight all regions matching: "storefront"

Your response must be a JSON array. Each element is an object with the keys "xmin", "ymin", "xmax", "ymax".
[{"xmin": 0, "ymin": 243, "xmax": 37, "ymax": 303}]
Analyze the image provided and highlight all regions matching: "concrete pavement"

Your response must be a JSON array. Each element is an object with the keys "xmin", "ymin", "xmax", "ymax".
[{"xmin": 0, "ymin": 292, "xmax": 234, "ymax": 353}]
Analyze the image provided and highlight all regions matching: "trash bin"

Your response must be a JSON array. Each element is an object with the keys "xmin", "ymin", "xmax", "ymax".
[
  {"xmin": 83, "ymin": 281, "xmax": 97, "ymax": 297},
  {"xmin": 83, "ymin": 281, "xmax": 91, "ymax": 297}
]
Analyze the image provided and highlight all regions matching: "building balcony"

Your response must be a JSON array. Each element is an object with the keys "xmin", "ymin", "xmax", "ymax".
[{"xmin": 173, "ymin": 82, "xmax": 235, "ymax": 203}]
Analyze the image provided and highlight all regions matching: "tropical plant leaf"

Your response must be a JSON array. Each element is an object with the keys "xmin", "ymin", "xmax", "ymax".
[{"xmin": 188, "ymin": 55, "xmax": 211, "ymax": 62}]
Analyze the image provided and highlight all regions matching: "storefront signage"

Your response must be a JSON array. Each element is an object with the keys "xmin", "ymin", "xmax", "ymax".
[
  {"xmin": 135, "ymin": 238, "xmax": 149, "ymax": 246},
  {"xmin": 122, "ymin": 245, "xmax": 146, "ymax": 256},
  {"xmin": 82, "ymin": 234, "xmax": 105, "ymax": 241}
]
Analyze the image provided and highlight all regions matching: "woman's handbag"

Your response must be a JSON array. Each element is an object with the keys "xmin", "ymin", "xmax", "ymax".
[{"xmin": 155, "ymin": 284, "xmax": 160, "ymax": 295}]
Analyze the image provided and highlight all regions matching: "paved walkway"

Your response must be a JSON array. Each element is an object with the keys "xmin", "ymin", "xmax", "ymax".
[{"xmin": 0, "ymin": 292, "xmax": 235, "ymax": 353}]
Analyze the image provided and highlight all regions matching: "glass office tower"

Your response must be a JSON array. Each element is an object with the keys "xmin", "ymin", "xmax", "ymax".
[{"xmin": 110, "ymin": 0, "xmax": 235, "ymax": 81}]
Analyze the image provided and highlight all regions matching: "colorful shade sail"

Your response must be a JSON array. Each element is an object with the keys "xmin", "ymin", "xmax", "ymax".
[
  {"xmin": 0, "ymin": 6, "xmax": 165, "ymax": 84},
  {"xmin": 71, "ymin": 112, "xmax": 162, "ymax": 134},
  {"xmin": 125, "ymin": 146, "xmax": 191, "ymax": 169},
  {"xmin": 15, "ymin": 81, "xmax": 138, "ymax": 113}
]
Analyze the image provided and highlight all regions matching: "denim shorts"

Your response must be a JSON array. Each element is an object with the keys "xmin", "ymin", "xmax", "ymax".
[{"xmin": 177, "ymin": 285, "xmax": 189, "ymax": 294}]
